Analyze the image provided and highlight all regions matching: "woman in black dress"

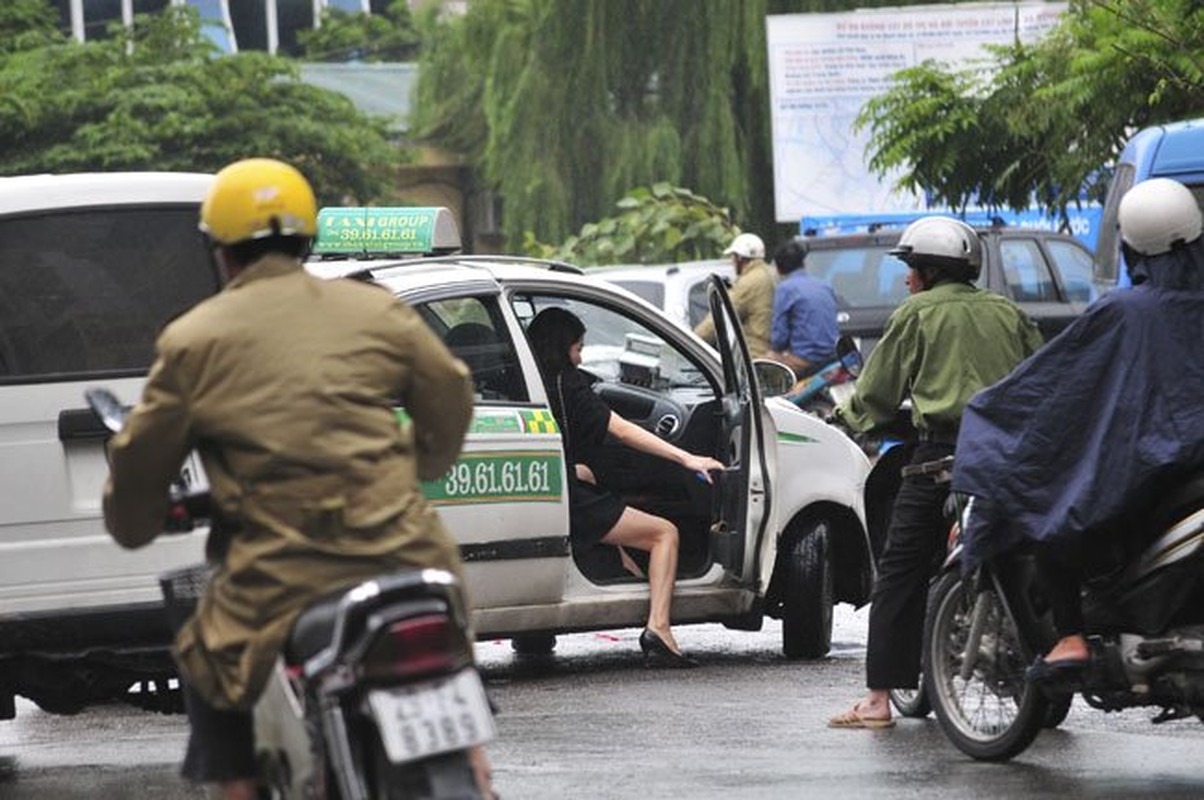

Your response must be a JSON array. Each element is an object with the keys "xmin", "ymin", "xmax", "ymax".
[{"xmin": 526, "ymin": 308, "xmax": 725, "ymax": 666}]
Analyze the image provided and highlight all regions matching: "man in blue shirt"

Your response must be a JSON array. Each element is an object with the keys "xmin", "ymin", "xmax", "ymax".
[{"xmin": 769, "ymin": 237, "xmax": 840, "ymax": 378}]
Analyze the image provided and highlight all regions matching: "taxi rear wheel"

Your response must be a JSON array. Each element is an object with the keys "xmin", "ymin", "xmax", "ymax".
[
  {"xmin": 781, "ymin": 519, "xmax": 833, "ymax": 659},
  {"xmin": 511, "ymin": 634, "xmax": 557, "ymax": 656}
]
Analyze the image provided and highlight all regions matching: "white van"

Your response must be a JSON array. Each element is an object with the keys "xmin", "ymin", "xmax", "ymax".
[
  {"xmin": 586, "ymin": 259, "xmax": 737, "ymax": 331},
  {"xmin": 0, "ymin": 172, "xmax": 216, "ymax": 717}
]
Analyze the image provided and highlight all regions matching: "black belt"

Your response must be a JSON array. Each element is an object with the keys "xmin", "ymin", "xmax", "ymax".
[
  {"xmin": 917, "ymin": 429, "xmax": 958, "ymax": 446},
  {"xmin": 901, "ymin": 455, "xmax": 955, "ymax": 481}
]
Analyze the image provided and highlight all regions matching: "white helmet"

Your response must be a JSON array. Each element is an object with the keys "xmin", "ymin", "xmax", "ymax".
[
  {"xmin": 1118, "ymin": 178, "xmax": 1203, "ymax": 256},
  {"xmin": 723, "ymin": 232, "xmax": 765, "ymax": 260},
  {"xmin": 889, "ymin": 216, "xmax": 982, "ymax": 281}
]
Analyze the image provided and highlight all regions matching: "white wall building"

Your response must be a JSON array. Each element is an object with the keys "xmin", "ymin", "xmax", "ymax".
[{"xmin": 52, "ymin": 1, "xmax": 402, "ymax": 54}]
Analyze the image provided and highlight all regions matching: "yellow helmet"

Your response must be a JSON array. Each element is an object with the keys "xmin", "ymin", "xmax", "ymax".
[{"xmin": 199, "ymin": 158, "xmax": 318, "ymax": 245}]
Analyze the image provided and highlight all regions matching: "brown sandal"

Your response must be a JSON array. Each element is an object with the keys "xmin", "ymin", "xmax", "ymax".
[{"xmin": 827, "ymin": 706, "xmax": 895, "ymax": 729}]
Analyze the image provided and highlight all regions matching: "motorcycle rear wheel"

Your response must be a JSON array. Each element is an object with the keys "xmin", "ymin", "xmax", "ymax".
[
  {"xmin": 889, "ymin": 586, "xmax": 935, "ymax": 719},
  {"xmin": 924, "ymin": 570, "xmax": 1048, "ymax": 761},
  {"xmin": 889, "ymin": 684, "xmax": 931, "ymax": 719}
]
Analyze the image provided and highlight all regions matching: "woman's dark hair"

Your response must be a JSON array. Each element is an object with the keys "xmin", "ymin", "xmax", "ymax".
[{"xmin": 526, "ymin": 307, "xmax": 585, "ymax": 377}]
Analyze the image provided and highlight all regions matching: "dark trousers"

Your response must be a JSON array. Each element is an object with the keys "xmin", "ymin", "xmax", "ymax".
[
  {"xmin": 180, "ymin": 681, "xmax": 257, "ymax": 784},
  {"xmin": 1035, "ymin": 538, "xmax": 1086, "ymax": 637},
  {"xmin": 866, "ymin": 442, "xmax": 954, "ymax": 690}
]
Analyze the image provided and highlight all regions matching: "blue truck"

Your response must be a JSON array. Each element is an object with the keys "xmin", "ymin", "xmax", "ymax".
[{"xmin": 1094, "ymin": 117, "xmax": 1204, "ymax": 292}]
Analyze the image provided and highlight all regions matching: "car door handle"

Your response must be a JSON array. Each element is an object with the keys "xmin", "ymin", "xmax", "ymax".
[{"xmin": 58, "ymin": 407, "xmax": 111, "ymax": 442}]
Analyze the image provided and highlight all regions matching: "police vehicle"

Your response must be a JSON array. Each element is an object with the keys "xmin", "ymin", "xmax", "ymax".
[{"xmin": 308, "ymin": 207, "xmax": 876, "ymax": 659}]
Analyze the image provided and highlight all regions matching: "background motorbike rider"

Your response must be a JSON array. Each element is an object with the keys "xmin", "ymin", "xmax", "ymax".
[
  {"xmin": 101, "ymin": 158, "xmax": 487, "ymax": 799},
  {"xmin": 826, "ymin": 216, "xmax": 1043, "ymax": 729},
  {"xmin": 954, "ymin": 177, "xmax": 1204, "ymax": 686},
  {"xmin": 694, "ymin": 232, "xmax": 775, "ymax": 358},
  {"xmin": 767, "ymin": 236, "xmax": 840, "ymax": 380}
]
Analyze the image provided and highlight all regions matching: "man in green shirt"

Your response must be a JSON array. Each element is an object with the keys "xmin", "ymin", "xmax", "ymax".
[{"xmin": 827, "ymin": 216, "xmax": 1042, "ymax": 729}]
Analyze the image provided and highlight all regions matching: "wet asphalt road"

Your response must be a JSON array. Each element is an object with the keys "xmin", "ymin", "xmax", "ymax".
[{"xmin": 0, "ymin": 606, "xmax": 1201, "ymax": 799}]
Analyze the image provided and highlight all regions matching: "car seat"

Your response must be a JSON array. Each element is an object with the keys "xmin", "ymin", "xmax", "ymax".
[{"xmin": 444, "ymin": 322, "xmax": 515, "ymax": 400}]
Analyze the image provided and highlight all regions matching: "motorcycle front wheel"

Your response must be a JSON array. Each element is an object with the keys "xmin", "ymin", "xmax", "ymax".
[{"xmin": 924, "ymin": 570, "xmax": 1048, "ymax": 761}]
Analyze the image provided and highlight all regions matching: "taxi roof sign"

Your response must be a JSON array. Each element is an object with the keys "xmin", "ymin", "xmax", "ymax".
[{"xmin": 313, "ymin": 206, "xmax": 461, "ymax": 257}]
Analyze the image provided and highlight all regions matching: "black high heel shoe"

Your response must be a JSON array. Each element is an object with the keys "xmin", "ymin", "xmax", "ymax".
[{"xmin": 638, "ymin": 628, "xmax": 699, "ymax": 669}]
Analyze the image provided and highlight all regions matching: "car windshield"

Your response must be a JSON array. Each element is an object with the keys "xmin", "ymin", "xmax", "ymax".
[
  {"xmin": 523, "ymin": 296, "xmax": 709, "ymax": 390},
  {"xmin": 806, "ymin": 245, "xmax": 911, "ymax": 309}
]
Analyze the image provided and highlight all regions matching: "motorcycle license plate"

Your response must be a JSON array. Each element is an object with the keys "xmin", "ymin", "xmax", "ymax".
[{"xmin": 367, "ymin": 669, "xmax": 495, "ymax": 764}]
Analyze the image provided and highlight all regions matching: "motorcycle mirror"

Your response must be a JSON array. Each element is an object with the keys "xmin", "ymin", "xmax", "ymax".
[
  {"xmin": 753, "ymin": 359, "xmax": 797, "ymax": 398},
  {"xmin": 836, "ymin": 335, "xmax": 863, "ymax": 378},
  {"xmin": 85, "ymin": 388, "xmax": 129, "ymax": 434}
]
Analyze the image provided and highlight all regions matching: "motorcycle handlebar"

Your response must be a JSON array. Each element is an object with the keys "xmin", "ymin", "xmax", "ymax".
[{"xmin": 165, "ymin": 489, "xmax": 211, "ymax": 534}]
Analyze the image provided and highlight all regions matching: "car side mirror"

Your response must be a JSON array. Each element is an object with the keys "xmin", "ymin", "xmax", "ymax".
[
  {"xmin": 835, "ymin": 335, "xmax": 863, "ymax": 378},
  {"xmin": 753, "ymin": 359, "xmax": 797, "ymax": 398}
]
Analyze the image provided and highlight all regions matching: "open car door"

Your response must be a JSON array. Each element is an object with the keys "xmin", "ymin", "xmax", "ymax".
[{"xmin": 705, "ymin": 275, "xmax": 772, "ymax": 583}]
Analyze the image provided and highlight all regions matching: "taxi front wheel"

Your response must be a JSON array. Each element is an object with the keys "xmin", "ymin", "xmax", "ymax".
[{"xmin": 780, "ymin": 518, "xmax": 834, "ymax": 659}]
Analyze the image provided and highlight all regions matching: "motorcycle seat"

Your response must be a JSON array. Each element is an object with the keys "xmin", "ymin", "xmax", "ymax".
[
  {"xmin": 285, "ymin": 586, "xmax": 348, "ymax": 666},
  {"xmin": 283, "ymin": 568, "xmax": 456, "ymax": 667}
]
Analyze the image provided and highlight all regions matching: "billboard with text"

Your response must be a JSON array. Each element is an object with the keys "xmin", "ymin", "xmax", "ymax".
[{"xmin": 767, "ymin": 3, "xmax": 1066, "ymax": 224}]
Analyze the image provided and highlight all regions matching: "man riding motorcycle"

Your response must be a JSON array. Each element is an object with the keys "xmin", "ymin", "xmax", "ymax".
[
  {"xmin": 826, "ymin": 216, "xmax": 1042, "ymax": 728},
  {"xmin": 954, "ymin": 177, "xmax": 1204, "ymax": 685},
  {"xmin": 101, "ymin": 158, "xmax": 486, "ymax": 798}
]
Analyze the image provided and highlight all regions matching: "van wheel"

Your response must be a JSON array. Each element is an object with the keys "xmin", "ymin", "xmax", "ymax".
[
  {"xmin": 28, "ymin": 690, "xmax": 87, "ymax": 716},
  {"xmin": 781, "ymin": 519, "xmax": 833, "ymax": 659}
]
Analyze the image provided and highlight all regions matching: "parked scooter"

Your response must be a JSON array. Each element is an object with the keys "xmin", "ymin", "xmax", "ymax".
[
  {"xmin": 87, "ymin": 388, "xmax": 494, "ymax": 798},
  {"xmin": 918, "ymin": 455, "xmax": 1204, "ymax": 761}
]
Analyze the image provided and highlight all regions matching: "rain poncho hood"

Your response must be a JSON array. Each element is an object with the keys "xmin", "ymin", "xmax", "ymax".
[{"xmin": 954, "ymin": 241, "xmax": 1204, "ymax": 570}]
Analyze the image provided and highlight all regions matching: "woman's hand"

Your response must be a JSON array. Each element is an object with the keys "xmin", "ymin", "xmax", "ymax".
[
  {"xmin": 575, "ymin": 463, "xmax": 597, "ymax": 484},
  {"xmin": 681, "ymin": 454, "xmax": 726, "ymax": 484}
]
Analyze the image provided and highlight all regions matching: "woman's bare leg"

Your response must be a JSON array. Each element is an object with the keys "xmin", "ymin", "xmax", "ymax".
[{"xmin": 601, "ymin": 507, "xmax": 682, "ymax": 652}]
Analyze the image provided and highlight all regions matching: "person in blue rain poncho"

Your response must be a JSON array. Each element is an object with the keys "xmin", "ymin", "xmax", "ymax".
[{"xmin": 953, "ymin": 178, "xmax": 1204, "ymax": 683}]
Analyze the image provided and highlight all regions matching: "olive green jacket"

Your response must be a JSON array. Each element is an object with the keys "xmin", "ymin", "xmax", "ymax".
[
  {"xmin": 836, "ymin": 281, "xmax": 1044, "ymax": 434},
  {"xmin": 103, "ymin": 254, "xmax": 473, "ymax": 710},
  {"xmin": 694, "ymin": 259, "xmax": 776, "ymax": 359}
]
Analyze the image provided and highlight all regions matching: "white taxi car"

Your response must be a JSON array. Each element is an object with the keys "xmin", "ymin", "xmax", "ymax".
[{"xmin": 309, "ymin": 208, "xmax": 877, "ymax": 659}]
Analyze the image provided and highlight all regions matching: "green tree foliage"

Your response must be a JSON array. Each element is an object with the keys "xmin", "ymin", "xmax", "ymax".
[
  {"xmin": 0, "ymin": 0, "xmax": 63, "ymax": 55},
  {"xmin": 296, "ymin": 0, "xmax": 419, "ymax": 62},
  {"xmin": 0, "ymin": 7, "xmax": 402, "ymax": 205},
  {"xmin": 411, "ymin": 0, "xmax": 771, "ymax": 251},
  {"xmin": 410, "ymin": 0, "xmax": 942, "ymax": 253},
  {"xmin": 858, "ymin": 0, "xmax": 1204, "ymax": 216},
  {"xmin": 525, "ymin": 183, "xmax": 739, "ymax": 266}
]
